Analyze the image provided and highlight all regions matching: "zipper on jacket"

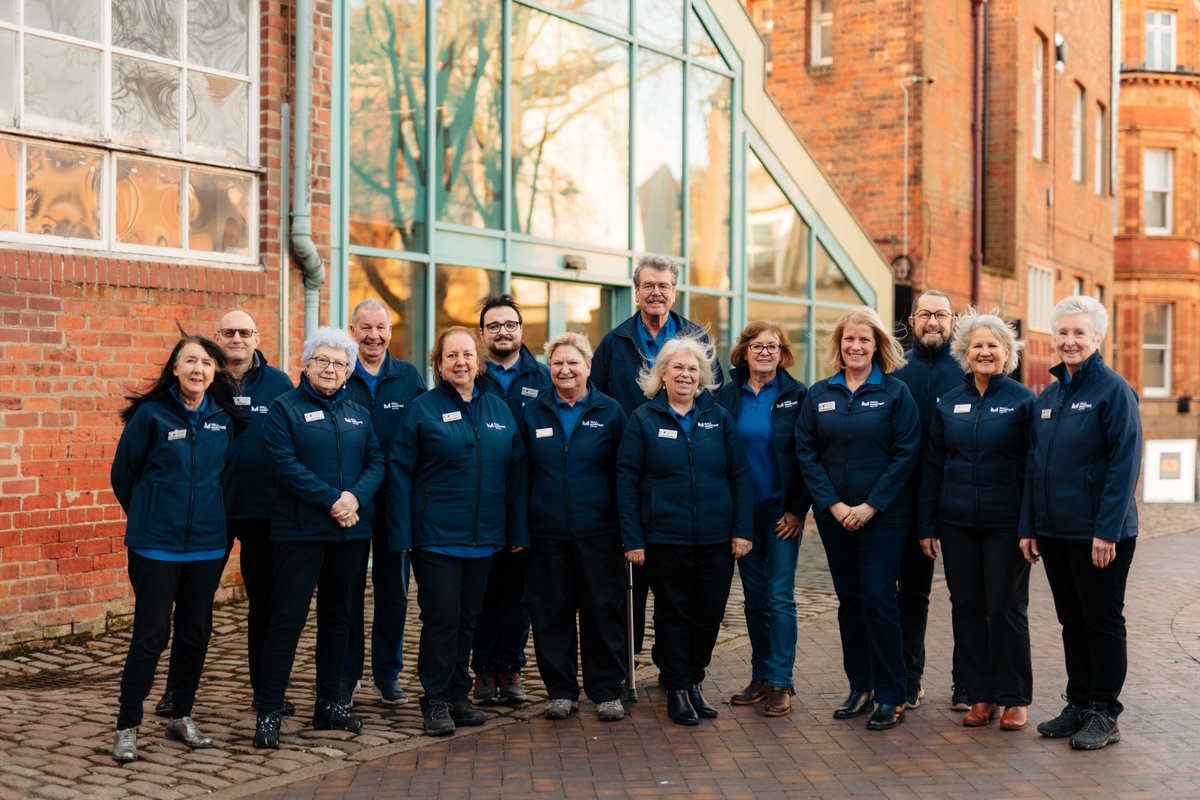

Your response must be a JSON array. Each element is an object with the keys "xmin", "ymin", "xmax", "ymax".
[
  {"xmin": 186, "ymin": 422, "xmax": 197, "ymax": 549},
  {"xmin": 559, "ymin": 412, "xmax": 572, "ymax": 534},
  {"xmin": 1041, "ymin": 382, "xmax": 1073, "ymax": 533},
  {"xmin": 971, "ymin": 390, "xmax": 981, "ymax": 522},
  {"xmin": 331, "ymin": 400, "xmax": 346, "ymax": 541},
  {"xmin": 686, "ymin": 433, "xmax": 698, "ymax": 542},
  {"xmin": 471, "ymin": 410, "xmax": 482, "ymax": 546}
]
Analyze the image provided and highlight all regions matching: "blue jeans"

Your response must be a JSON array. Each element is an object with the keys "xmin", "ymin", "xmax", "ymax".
[
  {"xmin": 816, "ymin": 514, "xmax": 907, "ymax": 706},
  {"xmin": 738, "ymin": 500, "xmax": 800, "ymax": 688},
  {"xmin": 342, "ymin": 531, "xmax": 410, "ymax": 687}
]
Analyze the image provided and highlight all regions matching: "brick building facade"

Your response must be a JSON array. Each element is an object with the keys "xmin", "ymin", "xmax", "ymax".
[{"xmin": 746, "ymin": 0, "xmax": 1118, "ymax": 390}]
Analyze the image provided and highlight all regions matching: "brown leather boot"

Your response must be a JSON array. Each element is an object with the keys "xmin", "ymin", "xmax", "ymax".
[
  {"xmin": 763, "ymin": 686, "xmax": 794, "ymax": 717},
  {"xmin": 962, "ymin": 702, "xmax": 997, "ymax": 727},
  {"xmin": 1000, "ymin": 705, "xmax": 1028, "ymax": 730},
  {"xmin": 730, "ymin": 678, "xmax": 769, "ymax": 705}
]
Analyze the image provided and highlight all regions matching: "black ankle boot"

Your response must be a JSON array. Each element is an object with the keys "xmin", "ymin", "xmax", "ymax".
[
  {"xmin": 666, "ymin": 689, "xmax": 699, "ymax": 726},
  {"xmin": 833, "ymin": 690, "xmax": 874, "ymax": 719},
  {"xmin": 688, "ymin": 684, "xmax": 718, "ymax": 718},
  {"xmin": 312, "ymin": 699, "xmax": 362, "ymax": 732}
]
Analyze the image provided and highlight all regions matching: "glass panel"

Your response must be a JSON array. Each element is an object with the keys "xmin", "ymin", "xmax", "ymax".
[
  {"xmin": 685, "ymin": 293, "xmax": 729, "ymax": 365},
  {"xmin": 0, "ymin": 0, "xmax": 14, "ymax": 22},
  {"xmin": 113, "ymin": 0, "xmax": 181, "ymax": 59},
  {"xmin": 747, "ymin": 299, "xmax": 809, "ymax": 380},
  {"xmin": 186, "ymin": 71, "xmax": 249, "ymax": 162},
  {"xmin": 187, "ymin": 0, "xmax": 249, "ymax": 74},
  {"xmin": 436, "ymin": 0, "xmax": 503, "ymax": 229},
  {"xmin": 1142, "ymin": 347, "xmax": 1166, "ymax": 389},
  {"xmin": 0, "ymin": 30, "xmax": 14, "ymax": 127},
  {"xmin": 24, "ymin": 36, "xmax": 102, "ymax": 137},
  {"xmin": 187, "ymin": 168, "xmax": 251, "ymax": 254},
  {"xmin": 813, "ymin": 242, "xmax": 863, "ymax": 305},
  {"xmin": 348, "ymin": 256, "xmax": 427, "ymax": 366},
  {"xmin": 435, "ymin": 264, "xmax": 502, "ymax": 331},
  {"xmin": 634, "ymin": 50, "xmax": 683, "ymax": 255},
  {"xmin": 113, "ymin": 56, "xmax": 182, "ymax": 152},
  {"xmin": 1143, "ymin": 304, "xmax": 1170, "ymax": 345},
  {"xmin": 348, "ymin": 0, "xmax": 426, "ymax": 251},
  {"xmin": 688, "ymin": 8, "xmax": 725, "ymax": 69},
  {"xmin": 637, "ymin": 0, "xmax": 683, "ymax": 51},
  {"xmin": 746, "ymin": 150, "xmax": 809, "ymax": 298},
  {"xmin": 25, "ymin": 143, "xmax": 102, "ymax": 239},
  {"xmin": 539, "ymin": 0, "xmax": 628, "ymax": 32},
  {"xmin": 0, "ymin": 138, "xmax": 17, "ymax": 232},
  {"xmin": 115, "ymin": 158, "xmax": 183, "ymax": 248},
  {"xmin": 511, "ymin": 277, "xmax": 551, "ymax": 360},
  {"xmin": 687, "ymin": 68, "xmax": 731, "ymax": 289},
  {"xmin": 511, "ymin": 7, "xmax": 630, "ymax": 249},
  {"xmin": 1145, "ymin": 191, "xmax": 1167, "ymax": 230},
  {"xmin": 813, "ymin": 304, "xmax": 847, "ymax": 378},
  {"xmin": 25, "ymin": 0, "xmax": 102, "ymax": 41},
  {"xmin": 564, "ymin": 283, "xmax": 613, "ymax": 351}
]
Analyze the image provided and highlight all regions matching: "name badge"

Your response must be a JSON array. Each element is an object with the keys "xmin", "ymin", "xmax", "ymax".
[
  {"xmin": 233, "ymin": 395, "xmax": 251, "ymax": 406},
  {"xmin": 304, "ymin": 410, "xmax": 324, "ymax": 422},
  {"xmin": 442, "ymin": 411, "xmax": 463, "ymax": 422},
  {"xmin": 167, "ymin": 429, "xmax": 187, "ymax": 441},
  {"xmin": 521, "ymin": 387, "xmax": 539, "ymax": 398},
  {"xmin": 535, "ymin": 427, "xmax": 554, "ymax": 438},
  {"xmin": 818, "ymin": 401, "xmax": 835, "ymax": 413},
  {"xmin": 1041, "ymin": 409, "xmax": 1052, "ymax": 419},
  {"xmin": 953, "ymin": 403, "xmax": 971, "ymax": 414},
  {"xmin": 658, "ymin": 428, "xmax": 678, "ymax": 439}
]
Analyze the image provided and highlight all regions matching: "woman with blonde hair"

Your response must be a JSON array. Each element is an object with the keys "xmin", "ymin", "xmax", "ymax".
[{"xmin": 794, "ymin": 307, "xmax": 921, "ymax": 730}]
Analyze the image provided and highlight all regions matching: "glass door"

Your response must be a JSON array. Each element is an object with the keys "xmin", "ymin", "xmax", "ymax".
[{"xmin": 510, "ymin": 277, "xmax": 615, "ymax": 361}]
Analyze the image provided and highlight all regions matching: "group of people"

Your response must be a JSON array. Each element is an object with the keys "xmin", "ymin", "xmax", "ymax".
[{"xmin": 108, "ymin": 254, "xmax": 1141, "ymax": 763}]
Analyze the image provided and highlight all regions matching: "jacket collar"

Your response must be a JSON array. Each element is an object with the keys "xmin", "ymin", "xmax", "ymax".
[
  {"xmin": 537, "ymin": 380, "xmax": 609, "ymax": 413},
  {"xmin": 613, "ymin": 309, "xmax": 691, "ymax": 344},
  {"xmin": 962, "ymin": 371, "xmax": 1008, "ymax": 397},
  {"xmin": 485, "ymin": 344, "xmax": 543, "ymax": 378},
  {"xmin": 300, "ymin": 373, "xmax": 350, "ymax": 408},
  {"xmin": 646, "ymin": 387, "xmax": 714, "ymax": 417},
  {"xmin": 910, "ymin": 340, "xmax": 953, "ymax": 364},
  {"xmin": 1049, "ymin": 350, "xmax": 1103, "ymax": 386},
  {"xmin": 729, "ymin": 363, "xmax": 801, "ymax": 395}
]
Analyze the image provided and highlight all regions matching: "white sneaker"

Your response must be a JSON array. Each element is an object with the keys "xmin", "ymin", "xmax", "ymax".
[
  {"xmin": 112, "ymin": 727, "xmax": 138, "ymax": 763},
  {"xmin": 544, "ymin": 699, "xmax": 577, "ymax": 720},
  {"xmin": 597, "ymin": 699, "xmax": 625, "ymax": 722}
]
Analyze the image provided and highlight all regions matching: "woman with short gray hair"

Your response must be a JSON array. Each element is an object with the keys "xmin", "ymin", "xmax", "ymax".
[
  {"xmin": 918, "ymin": 310, "xmax": 1036, "ymax": 731},
  {"xmin": 253, "ymin": 327, "xmax": 385, "ymax": 748},
  {"xmin": 616, "ymin": 333, "xmax": 753, "ymax": 725}
]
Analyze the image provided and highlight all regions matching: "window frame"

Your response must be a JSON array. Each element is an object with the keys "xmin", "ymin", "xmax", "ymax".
[
  {"xmin": 1142, "ymin": 302, "xmax": 1172, "ymax": 398},
  {"xmin": 1071, "ymin": 84, "xmax": 1085, "ymax": 183},
  {"xmin": 1094, "ymin": 103, "xmax": 1106, "ymax": 195},
  {"xmin": 1143, "ymin": 147, "xmax": 1174, "ymax": 236},
  {"xmin": 1032, "ymin": 35, "xmax": 1045, "ymax": 161},
  {"xmin": 1146, "ymin": 10, "xmax": 1177, "ymax": 71},
  {"xmin": 811, "ymin": 0, "xmax": 832, "ymax": 67},
  {"xmin": 1027, "ymin": 263, "xmax": 1054, "ymax": 332}
]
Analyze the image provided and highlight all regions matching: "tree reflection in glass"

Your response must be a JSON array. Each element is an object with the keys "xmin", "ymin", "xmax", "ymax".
[
  {"xmin": 688, "ymin": 68, "xmax": 731, "ymax": 290},
  {"xmin": 746, "ymin": 149, "xmax": 808, "ymax": 297},
  {"xmin": 634, "ymin": 50, "xmax": 683, "ymax": 255},
  {"xmin": 0, "ymin": 138, "xmax": 17, "ymax": 232},
  {"xmin": 24, "ymin": 144, "xmax": 102, "ymax": 240}
]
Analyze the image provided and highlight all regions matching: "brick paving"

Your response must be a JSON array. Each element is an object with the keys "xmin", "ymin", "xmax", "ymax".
[{"xmin": 0, "ymin": 500, "xmax": 1197, "ymax": 799}]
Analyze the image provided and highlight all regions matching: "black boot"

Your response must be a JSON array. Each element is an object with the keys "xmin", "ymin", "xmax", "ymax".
[
  {"xmin": 833, "ymin": 690, "xmax": 874, "ymax": 719},
  {"xmin": 688, "ymin": 684, "xmax": 718, "ymax": 718},
  {"xmin": 1036, "ymin": 700, "xmax": 1088, "ymax": 739},
  {"xmin": 866, "ymin": 703, "xmax": 905, "ymax": 730},
  {"xmin": 666, "ymin": 689, "xmax": 699, "ymax": 726},
  {"xmin": 253, "ymin": 710, "xmax": 282, "ymax": 749},
  {"xmin": 312, "ymin": 699, "xmax": 362, "ymax": 732}
]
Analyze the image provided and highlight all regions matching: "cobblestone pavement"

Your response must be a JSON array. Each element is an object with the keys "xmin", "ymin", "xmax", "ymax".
[{"xmin": 0, "ymin": 500, "xmax": 1196, "ymax": 799}]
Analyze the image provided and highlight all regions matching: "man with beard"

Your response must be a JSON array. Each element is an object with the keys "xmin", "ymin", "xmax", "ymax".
[
  {"xmin": 894, "ymin": 290, "xmax": 964, "ymax": 710},
  {"xmin": 470, "ymin": 294, "xmax": 551, "ymax": 706}
]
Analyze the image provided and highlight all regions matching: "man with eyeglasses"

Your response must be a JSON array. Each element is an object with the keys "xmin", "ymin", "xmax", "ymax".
[
  {"xmin": 894, "ymin": 290, "xmax": 965, "ymax": 711},
  {"xmin": 339, "ymin": 298, "xmax": 427, "ymax": 708},
  {"xmin": 154, "ymin": 310, "xmax": 293, "ymax": 719},
  {"xmin": 592, "ymin": 254, "xmax": 724, "ymax": 659},
  {"xmin": 468, "ymin": 294, "xmax": 551, "ymax": 706}
]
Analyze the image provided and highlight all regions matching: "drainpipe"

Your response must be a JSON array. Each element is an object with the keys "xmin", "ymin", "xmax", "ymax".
[
  {"xmin": 971, "ymin": 0, "xmax": 987, "ymax": 306},
  {"xmin": 291, "ymin": 0, "xmax": 324, "ymax": 337},
  {"xmin": 900, "ymin": 75, "xmax": 933, "ymax": 282}
]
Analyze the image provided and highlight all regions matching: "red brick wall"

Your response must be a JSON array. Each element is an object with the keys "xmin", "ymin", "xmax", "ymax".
[{"xmin": 0, "ymin": 1, "xmax": 335, "ymax": 649}]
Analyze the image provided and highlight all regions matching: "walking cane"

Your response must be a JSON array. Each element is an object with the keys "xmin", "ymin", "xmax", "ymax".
[{"xmin": 625, "ymin": 559, "xmax": 638, "ymax": 702}]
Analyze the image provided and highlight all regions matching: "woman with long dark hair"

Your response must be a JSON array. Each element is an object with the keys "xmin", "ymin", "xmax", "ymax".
[{"xmin": 110, "ymin": 336, "xmax": 245, "ymax": 763}]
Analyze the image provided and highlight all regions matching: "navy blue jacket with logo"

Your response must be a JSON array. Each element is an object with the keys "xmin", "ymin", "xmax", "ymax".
[
  {"xmin": 519, "ymin": 385, "xmax": 627, "ymax": 540},
  {"xmin": 477, "ymin": 344, "xmax": 551, "ymax": 419},
  {"xmin": 918, "ymin": 373, "xmax": 1036, "ymax": 533},
  {"xmin": 894, "ymin": 341, "xmax": 964, "ymax": 435},
  {"xmin": 615, "ymin": 391, "xmax": 752, "ymax": 551},
  {"xmin": 794, "ymin": 371, "xmax": 922, "ymax": 527},
  {"xmin": 714, "ymin": 365, "xmax": 811, "ymax": 518},
  {"xmin": 387, "ymin": 380, "xmax": 528, "ymax": 552},
  {"xmin": 224, "ymin": 350, "xmax": 293, "ymax": 520},
  {"xmin": 592, "ymin": 310, "xmax": 725, "ymax": 415},
  {"xmin": 262, "ymin": 376, "xmax": 385, "ymax": 542},
  {"xmin": 110, "ymin": 388, "xmax": 235, "ymax": 552},
  {"xmin": 1019, "ymin": 352, "xmax": 1141, "ymax": 543}
]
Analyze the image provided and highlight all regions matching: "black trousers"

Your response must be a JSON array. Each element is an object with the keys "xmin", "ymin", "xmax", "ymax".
[
  {"xmin": 646, "ymin": 542, "xmax": 734, "ymax": 691},
  {"xmin": 1039, "ymin": 536, "xmax": 1136, "ymax": 716},
  {"xmin": 631, "ymin": 562, "xmax": 650, "ymax": 655},
  {"xmin": 411, "ymin": 550, "xmax": 493, "ymax": 709},
  {"xmin": 471, "ymin": 549, "xmax": 530, "ymax": 673},
  {"xmin": 939, "ymin": 523, "xmax": 1032, "ymax": 706},
  {"xmin": 527, "ymin": 534, "xmax": 628, "ymax": 703},
  {"xmin": 116, "ymin": 552, "xmax": 225, "ymax": 729},
  {"xmin": 897, "ymin": 531, "xmax": 935, "ymax": 688},
  {"xmin": 257, "ymin": 538, "xmax": 369, "ymax": 711}
]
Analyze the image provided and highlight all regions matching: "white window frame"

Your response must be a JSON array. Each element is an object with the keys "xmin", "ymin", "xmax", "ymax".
[
  {"xmin": 0, "ymin": 1, "xmax": 260, "ymax": 265},
  {"xmin": 1032, "ymin": 37, "xmax": 1045, "ymax": 160},
  {"xmin": 1144, "ymin": 148, "xmax": 1173, "ymax": 235},
  {"xmin": 811, "ymin": 0, "xmax": 833, "ymax": 67},
  {"xmin": 1143, "ymin": 303, "xmax": 1172, "ymax": 397},
  {"xmin": 1027, "ymin": 263, "xmax": 1054, "ymax": 332},
  {"xmin": 1094, "ymin": 104, "xmax": 1106, "ymax": 194},
  {"xmin": 1146, "ymin": 10, "xmax": 1177, "ymax": 71},
  {"xmin": 1071, "ymin": 85, "xmax": 1085, "ymax": 182}
]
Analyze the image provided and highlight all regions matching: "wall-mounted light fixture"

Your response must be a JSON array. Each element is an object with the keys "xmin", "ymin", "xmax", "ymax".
[{"xmin": 1054, "ymin": 33, "xmax": 1067, "ymax": 72}]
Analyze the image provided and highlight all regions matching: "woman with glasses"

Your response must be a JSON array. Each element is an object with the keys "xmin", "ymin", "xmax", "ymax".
[
  {"xmin": 253, "ymin": 328, "xmax": 385, "ymax": 748},
  {"xmin": 715, "ymin": 322, "xmax": 810, "ymax": 718}
]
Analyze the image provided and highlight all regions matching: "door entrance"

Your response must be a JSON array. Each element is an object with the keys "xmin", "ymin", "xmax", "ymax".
[{"xmin": 510, "ymin": 278, "xmax": 616, "ymax": 361}]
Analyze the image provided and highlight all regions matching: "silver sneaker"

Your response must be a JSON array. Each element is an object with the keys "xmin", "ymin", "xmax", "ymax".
[
  {"xmin": 165, "ymin": 716, "xmax": 214, "ymax": 748},
  {"xmin": 544, "ymin": 699, "xmax": 577, "ymax": 720},
  {"xmin": 597, "ymin": 699, "xmax": 625, "ymax": 722},
  {"xmin": 112, "ymin": 727, "xmax": 138, "ymax": 763}
]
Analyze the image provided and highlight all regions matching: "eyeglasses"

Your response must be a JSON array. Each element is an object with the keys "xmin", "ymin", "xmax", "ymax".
[
  {"xmin": 914, "ymin": 310, "xmax": 952, "ymax": 322},
  {"xmin": 748, "ymin": 343, "xmax": 781, "ymax": 355},
  {"xmin": 484, "ymin": 320, "xmax": 521, "ymax": 334},
  {"xmin": 639, "ymin": 282, "xmax": 675, "ymax": 294},
  {"xmin": 310, "ymin": 356, "xmax": 350, "ymax": 373},
  {"xmin": 218, "ymin": 328, "xmax": 257, "ymax": 339}
]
